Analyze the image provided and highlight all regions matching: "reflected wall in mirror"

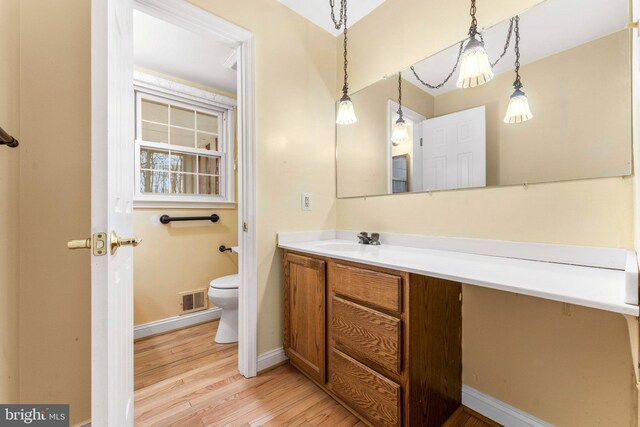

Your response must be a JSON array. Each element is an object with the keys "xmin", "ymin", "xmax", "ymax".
[{"xmin": 336, "ymin": 0, "xmax": 632, "ymax": 198}]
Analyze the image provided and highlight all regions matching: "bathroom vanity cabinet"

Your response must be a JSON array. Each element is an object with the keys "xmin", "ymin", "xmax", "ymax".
[
  {"xmin": 283, "ymin": 252, "xmax": 326, "ymax": 384},
  {"xmin": 283, "ymin": 250, "xmax": 463, "ymax": 427}
]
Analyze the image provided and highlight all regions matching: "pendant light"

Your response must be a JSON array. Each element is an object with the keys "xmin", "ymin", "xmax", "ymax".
[
  {"xmin": 331, "ymin": 0, "xmax": 357, "ymax": 125},
  {"xmin": 410, "ymin": 18, "xmax": 515, "ymax": 91},
  {"xmin": 391, "ymin": 73, "xmax": 409, "ymax": 146},
  {"xmin": 504, "ymin": 16, "xmax": 533, "ymax": 124},
  {"xmin": 457, "ymin": 0, "xmax": 494, "ymax": 88}
]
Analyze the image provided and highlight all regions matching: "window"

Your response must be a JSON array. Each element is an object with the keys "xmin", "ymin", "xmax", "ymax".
[
  {"xmin": 392, "ymin": 154, "xmax": 410, "ymax": 193},
  {"xmin": 134, "ymin": 75, "xmax": 235, "ymax": 208}
]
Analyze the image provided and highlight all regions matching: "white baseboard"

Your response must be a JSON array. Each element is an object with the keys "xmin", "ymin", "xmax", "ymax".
[
  {"xmin": 134, "ymin": 307, "xmax": 222, "ymax": 340},
  {"xmin": 257, "ymin": 347, "xmax": 288, "ymax": 372},
  {"xmin": 462, "ymin": 385, "xmax": 553, "ymax": 427}
]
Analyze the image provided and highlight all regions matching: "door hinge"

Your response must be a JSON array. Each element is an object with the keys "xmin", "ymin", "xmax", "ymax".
[
  {"xmin": 243, "ymin": 222, "xmax": 249, "ymax": 232},
  {"xmin": 420, "ymin": 137, "xmax": 423, "ymax": 147}
]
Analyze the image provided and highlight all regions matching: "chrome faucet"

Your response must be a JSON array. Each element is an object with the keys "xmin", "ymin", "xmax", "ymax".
[{"xmin": 358, "ymin": 232, "xmax": 381, "ymax": 245}]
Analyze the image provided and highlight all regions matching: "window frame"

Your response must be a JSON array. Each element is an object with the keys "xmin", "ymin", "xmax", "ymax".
[{"xmin": 133, "ymin": 73, "xmax": 236, "ymax": 209}]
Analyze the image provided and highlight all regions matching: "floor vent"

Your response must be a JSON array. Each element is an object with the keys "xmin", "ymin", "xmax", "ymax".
[{"xmin": 179, "ymin": 288, "xmax": 208, "ymax": 314}]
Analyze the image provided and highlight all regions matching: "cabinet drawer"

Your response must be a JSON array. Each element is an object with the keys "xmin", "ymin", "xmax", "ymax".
[
  {"xmin": 331, "ymin": 263, "xmax": 402, "ymax": 313},
  {"xmin": 329, "ymin": 348, "xmax": 401, "ymax": 427},
  {"xmin": 331, "ymin": 296, "xmax": 401, "ymax": 375}
]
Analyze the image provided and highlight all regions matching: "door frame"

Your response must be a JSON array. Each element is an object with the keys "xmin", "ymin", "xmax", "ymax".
[{"xmin": 96, "ymin": 0, "xmax": 258, "ymax": 380}]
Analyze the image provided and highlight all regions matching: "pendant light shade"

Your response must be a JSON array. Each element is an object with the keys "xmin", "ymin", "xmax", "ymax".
[
  {"xmin": 457, "ymin": 0, "xmax": 493, "ymax": 88},
  {"xmin": 391, "ymin": 118, "xmax": 409, "ymax": 146},
  {"xmin": 504, "ymin": 16, "xmax": 532, "ymax": 124},
  {"xmin": 332, "ymin": 0, "xmax": 356, "ymax": 125},
  {"xmin": 336, "ymin": 94, "xmax": 357, "ymax": 125},
  {"xmin": 504, "ymin": 88, "xmax": 532, "ymax": 124},
  {"xmin": 457, "ymin": 37, "xmax": 494, "ymax": 88}
]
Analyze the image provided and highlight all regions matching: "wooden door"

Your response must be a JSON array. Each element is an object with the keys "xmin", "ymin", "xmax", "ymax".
[{"xmin": 284, "ymin": 252, "xmax": 326, "ymax": 383}]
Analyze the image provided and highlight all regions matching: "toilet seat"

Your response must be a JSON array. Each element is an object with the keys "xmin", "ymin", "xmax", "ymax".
[{"xmin": 210, "ymin": 273, "xmax": 239, "ymax": 290}]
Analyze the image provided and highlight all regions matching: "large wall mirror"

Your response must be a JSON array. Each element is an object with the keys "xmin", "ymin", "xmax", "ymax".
[{"xmin": 336, "ymin": 0, "xmax": 633, "ymax": 198}]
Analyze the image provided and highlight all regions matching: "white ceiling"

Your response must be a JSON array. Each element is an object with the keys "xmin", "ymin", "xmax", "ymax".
[
  {"xmin": 133, "ymin": 10, "xmax": 237, "ymax": 93},
  {"xmin": 403, "ymin": 0, "xmax": 629, "ymax": 96},
  {"xmin": 278, "ymin": 0, "xmax": 387, "ymax": 36}
]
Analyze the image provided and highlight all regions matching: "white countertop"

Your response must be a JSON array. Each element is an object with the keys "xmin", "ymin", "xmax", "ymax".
[{"xmin": 278, "ymin": 233, "xmax": 639, "ymax": 317}]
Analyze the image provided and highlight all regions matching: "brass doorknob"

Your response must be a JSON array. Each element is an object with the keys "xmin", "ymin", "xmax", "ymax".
[{"xmin": 110, "ymin": 231, "xmax": 142, "ymax": 255}]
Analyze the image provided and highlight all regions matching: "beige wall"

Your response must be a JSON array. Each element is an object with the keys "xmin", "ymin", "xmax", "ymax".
[
  {"xmin": 133, "ymin": 209, "xmax": 238, "ymax": 325},
  {"xmin": 338, "ymin": 0, "xmax": 636, "ymax": 425},
  {"xmin": 337, "ymin": 76, "xmax": 433, "ymax": 197},
  {"xmin": 0, "ymin": 0, "xmax": 20, "ymax": 404},
  {"xmin": 188, "ymin": 0, "xmax": 338, "ymax": 355},
  {"xmin": 434, "ymin": 30, "xmax": 631, "ymax": 186},
  {"xmin": 18, "ymin": 0, "xmax": 92, "ymax": 424}
]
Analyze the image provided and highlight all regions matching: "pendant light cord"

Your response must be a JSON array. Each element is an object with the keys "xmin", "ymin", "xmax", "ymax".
[
  {"xmin": 342, "ymin": 24, "xmax": 349, "ymax": 96},
  {"xmin": 397, "ymin": 72, "xmax": 403, "ymax": 119},
  {"xmin": 330, "ymin": 0, "xmax": 350, "ymax": 97},
  {"xmin": 410, "ymin": 41, "xmax": 465, "ymax": 90},
  {"xmin": 469, "ymin": 0, "xmax": 478, "ymax": 36},
  {"xmin": 329, "ymin": 0, "xmax": 347, "ymax": 30},
  {"xmin": 513, "ymin": 16, "xmax": 522, "ymax": 89},
  {"xmin": 483, "ymin": 17, "xmax": 515, "ymax": 68}
]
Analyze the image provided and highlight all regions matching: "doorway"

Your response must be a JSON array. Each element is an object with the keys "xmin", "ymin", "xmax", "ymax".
[{"xmin": 90, "ymin": 0, "xmax": 256, "ymax": 424}]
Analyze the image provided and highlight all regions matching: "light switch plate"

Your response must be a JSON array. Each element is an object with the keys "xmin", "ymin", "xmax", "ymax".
[{"xmin": 301, "ymin": 192, "xmax": 312, "ymax": 211}]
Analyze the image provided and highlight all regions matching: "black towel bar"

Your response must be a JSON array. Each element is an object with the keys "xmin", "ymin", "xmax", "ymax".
[
  {"xmin": 160, "ymin": 214, "xmax": 219, "ymax": 224},
  {"xmin": 0, "ymin": 126, "xmax": 18, "ymax": 148}
]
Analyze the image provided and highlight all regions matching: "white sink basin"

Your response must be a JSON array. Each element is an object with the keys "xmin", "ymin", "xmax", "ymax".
[{"xmin": 315, "ymin": 243, "xmax": 365, "ymax": 252}]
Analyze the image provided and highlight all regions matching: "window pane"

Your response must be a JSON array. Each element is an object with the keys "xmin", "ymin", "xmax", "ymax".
[
  {"xmin": 170, "ymin": 152, "xmax": 196, "ymax": 173},
  {"xmin": 170, "ymin": 127, "xmax": 195, "ymax": 147},
  {"xmin": 140, "ymin": 148, "xmax": 169, "ymax": 170},
  {"xmin": 198, "ymin": 156, "xmax": 220, "ymax": 175},
  {"xmin": 197, "ymin": 133, "xmax": 218, "ymax": 151},
  {"xmin": 171, "ymin": 106, "xmax": 195, "ymax": 129},
  {"xmin": 197, "ymin": 112, "xmax": 218, "ymax": 133},
  {"xmin": 141, "ymin": 122, "xmax": 168, "ymax": 143},
  {"xmin": 171, "ymin": 173, "xmax": 196, "ymax": 194},
  {"xmin": 141, "ymin": 99, "xmax": 168, "ymax": 124},
  {"xmin": 140, "ymin": 170, "xmax": 170, "ymax": 193},
  {"xmin": 198, "ymin": 175, "xmax": 219, "ymax": 195}
]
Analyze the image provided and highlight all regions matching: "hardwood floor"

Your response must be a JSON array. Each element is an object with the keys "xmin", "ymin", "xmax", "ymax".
[
  {"xmin": 134, "ymin": 320, "xmax": 363, "ymax": 426},
  {"xmin": 134, "ymin": 320, "xmax": 498, "ymax": 427}
]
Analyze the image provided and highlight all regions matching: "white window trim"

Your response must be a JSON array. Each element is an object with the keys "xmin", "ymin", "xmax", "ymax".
[{"xmin": 133, "ymin": 71, "xmax": 236, "ymax": 208}]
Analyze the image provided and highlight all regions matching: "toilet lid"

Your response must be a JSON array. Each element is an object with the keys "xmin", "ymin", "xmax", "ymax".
[{"xmin": 210, "ymin": 274, "xmax": 239, "ymax": 290}]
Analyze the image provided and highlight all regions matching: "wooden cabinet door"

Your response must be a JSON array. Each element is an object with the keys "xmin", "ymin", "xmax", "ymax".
[{"xmin": 284, "ymin": 252, "xmax": 326, "ymax": 383}]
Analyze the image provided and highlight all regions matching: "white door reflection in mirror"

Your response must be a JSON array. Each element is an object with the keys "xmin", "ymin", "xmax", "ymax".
[{"xmin": 422, "ymin": 106, "xmax": 486, "ymax": 191}]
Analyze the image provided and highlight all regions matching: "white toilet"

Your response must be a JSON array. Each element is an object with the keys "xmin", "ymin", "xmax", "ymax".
[{"xmin": 208, "ymin": 274, "xmax": 239, "ymax": 344}]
